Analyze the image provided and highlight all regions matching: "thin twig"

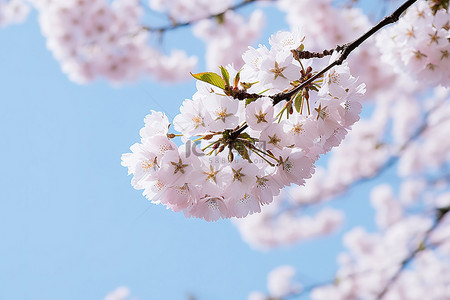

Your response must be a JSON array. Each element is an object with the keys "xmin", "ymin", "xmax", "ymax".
[{"xmin": 143, "ymin": 0, "xmax": 276, "ymax": 33}]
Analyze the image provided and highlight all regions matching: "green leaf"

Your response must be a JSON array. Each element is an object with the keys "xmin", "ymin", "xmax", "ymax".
[
  {"xmin": 220, "ymin": 66, "xmax": 230, "ymax": 87},
  {"xmin": 233, "ymin": 70, "xmax": 241, "ymax": 88},
  {"xmin": 293, "ymin": 90, "xmax": 303, "ymax": 113},
  {"xmin": 190, "ymin": 72, "xmax": 226, "ymax": 90},
  {"xmin": 310, "ymin": 85, "xmax": 319, "ymax": 92},
  {"xmin": 245, "ymin": 98, "xmax": 256, "ymax": 106},
  {"xmin": 216, "ymin": 13, "xmax": 225, "ymax": 24},
  {"xmin": 298, "ymin": 44, "xmax": 305, "ymax": 51},
  {"xmin": 417, "ymin": 241, "xmax": 426, "ymax": 252},
  {"xmin": 238, "ymin": 133, "xmax": 256, "ymax": 143},
  {"xmin": 233, "ymin": 141, "xmax": 252, "ymax": 163},
  {"xmin": 238, "ymin": 132, "xmax": 251, "ymax": 139}
]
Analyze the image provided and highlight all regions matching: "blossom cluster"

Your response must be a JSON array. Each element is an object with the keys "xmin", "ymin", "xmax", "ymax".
[
  {"xmin": 248, "ymin": 265, "xmax": 301, "ymax": 300},
  {"xmin": 149, "ymin": 0, "xmax": 232, "ymax": 22},
  {"xmin": 278, "ymin": 0, "xmax": 370, "ymax": 49},
  {"xmin": 242, "ymin": 87, "xmax": 450, "ymax": 295},
  {"xmin": 0, "ymin": 0, "xmax": 29, "ymax": 28},
  {"xmin": 248, "ymin": 181, "xmax": 450, "ymax": 300},
  {"xmin": 377, "ymin": 0, "xmax": 450, "ymax": 87},
  {"xmin": 149, "ymin": 0, "xmax": 266, "ymax": 70},
  {"xmin": 309, "ymin": 208, "xmax": 450, "ymax": 300},
  {"xmin": 193, "ymin": 9, "xmax": 265, "ymax": 70},
  {"xmin": 1, "ymin": 0, "xmax": 265, "ymax": 83},
  {"xmin": 29, "ymin": 0, "xmax": 197, "ymax": 83},
  {"xmin": 235, "ymin": 193, "xmax": 344, "ymax": 249},
  {"xmin": 234, "ymin": 83, "xmax": 449, "ymax": 249},
  {"xmin": 122, "ymin": 30, "xmax": 366, "ymax": 221}
]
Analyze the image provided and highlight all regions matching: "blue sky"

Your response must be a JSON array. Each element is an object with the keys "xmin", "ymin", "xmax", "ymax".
[{"xmin": 0, "ymin": 2, "xmax": 394, "ymax": 299}]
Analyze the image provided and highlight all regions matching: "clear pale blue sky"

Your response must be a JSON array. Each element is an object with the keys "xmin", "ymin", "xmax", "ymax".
[{"xmin": 0, "ymin": 3, "xmax": 396, "ymax": 299}]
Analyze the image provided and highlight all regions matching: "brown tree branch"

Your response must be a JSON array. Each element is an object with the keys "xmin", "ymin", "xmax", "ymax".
[
  {"xmin": 291, "ymin": 48, "xmax": 335, "ymax": 60},
  {"xmin": 270, "ymin": 0, "xmax": 418, "ymax": 105},
  {"xmin": 223, "ymin": 0, "xmax": 418, "ymax": 107}
]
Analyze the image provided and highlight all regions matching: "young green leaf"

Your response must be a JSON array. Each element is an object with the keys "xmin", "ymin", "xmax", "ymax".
[
  {"xmin": 233, "ymin": 70, "xmax": 241, "ymax": 88},
  {"xmin": 233, "ymin": 141, "xmax": 252, "ymax": 163},
  {"xmin": 220, "ymin": 66, "xmax": 230, "ymax": 87},
  {"xmin": 310, "ymin": 85, "xmax": 319, "ymax": 92},
  {"xmin": 238, "ymin": 133, "xmax": 256, "ymax": 143},
  {"xmin": 245, "ymin": 98, "xmax": 257, "ymax": 106},
  {"xmin": 293, "ymin": 90, "xmax": 303, "ymax": 113},
  {"xmin": 190, "ymin": 72, "xmax": 226, "ymax": 90}
]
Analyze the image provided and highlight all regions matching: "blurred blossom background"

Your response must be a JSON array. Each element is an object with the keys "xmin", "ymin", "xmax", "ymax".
[{"xmin": 1, "ymin": 0, "xmax": 449, "ymax": 299}]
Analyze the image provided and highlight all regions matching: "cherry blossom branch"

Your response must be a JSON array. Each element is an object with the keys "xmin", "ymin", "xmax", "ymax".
[
  {"xmin": 142, "ymin": 0, "xmax": 276, "ymax": 33},
  {"xmin": 225, "ymin": 0, "xmax": 419, "ymax": 170},
  {"xmin": 226, "ymin": 0, "xmax": 417, "ymax": 107},
  {"xmin": 270, "ymin": 0, "xmax": 418, "ymax": 105},
  {"xmin": 269, "ymin": 208, "xmax": 450, "ymax": 300},
  {"xmin": 374, "ymin": 206, "xmax": 450, "ymax": 300}
]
